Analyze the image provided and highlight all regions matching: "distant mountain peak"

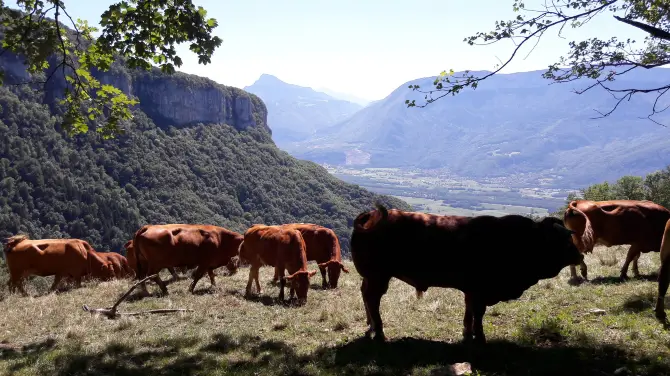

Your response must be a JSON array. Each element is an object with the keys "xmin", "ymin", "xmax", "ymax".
[{"xmin": 253, "ymin": 73, "xmax": 286, "ymax": 85}]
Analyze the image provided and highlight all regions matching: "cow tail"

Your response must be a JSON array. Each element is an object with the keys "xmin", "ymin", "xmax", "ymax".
[
  {"xmin": 133, "ymin": 225, "xmax": 150, "ymax": 279},
  {"xmin": 565, "ymin": 201, "xmax": 595, "ymax": 253}
]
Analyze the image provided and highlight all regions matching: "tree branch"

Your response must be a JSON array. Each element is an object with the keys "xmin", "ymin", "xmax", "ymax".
[
  {"xmin": 82, "ymin": 274, "xmax": 194, "ymax": 319},
  {"xmin": 613, "ymin": 15, "xmax": 670, "ymax": 41},
  {"xmin": 407, "ymin": 0, "xmax": 617, "ymax": 108}
]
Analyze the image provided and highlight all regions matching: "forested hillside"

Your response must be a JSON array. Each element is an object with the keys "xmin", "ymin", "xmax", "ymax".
[
  {"xmin": 551, "ymin": 166, "xmax": 670, "ymax": 215},
  {"xmin": 0, "ymin": 75, "xmax": 408, "ymax": 256}
]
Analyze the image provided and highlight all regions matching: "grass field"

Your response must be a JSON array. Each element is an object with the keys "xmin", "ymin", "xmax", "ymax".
[
  {"xmin": 1, "ymin": 246, "xmax": 670, "ymax": 376},
  {"xmin": 396, "ymin": 196, "xmax": 550, "ymax": 217}
]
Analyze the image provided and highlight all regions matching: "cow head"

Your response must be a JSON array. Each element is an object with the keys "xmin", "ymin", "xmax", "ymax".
[
  {"xmin": 317, "ymin": 259, "xmax": 350, "ymax": 288},
  {"xmin": 537, "ymin": 217, "xmax": 584, "ymax": 277},
  {"xmin": 283, "ymin": 269, "xmax": 318, "ymax": 305},
  {"xmin": 226, "ymin": 256, "xmax": 240, "ymax": 275}
]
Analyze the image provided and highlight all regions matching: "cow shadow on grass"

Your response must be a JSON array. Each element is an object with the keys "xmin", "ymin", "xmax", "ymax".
[
  {"xmin": 224, "ymin": 288, "xmax": 298, "ymax": 307},
  {"xmin": 588, "ymin": 271, "xmax": 659, "ymax": 285},
  {"xmin": 22, "ymin": 328, "xmax": 670, "ymax": 376}
]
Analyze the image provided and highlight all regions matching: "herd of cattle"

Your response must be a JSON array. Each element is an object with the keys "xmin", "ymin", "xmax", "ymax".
[{"xmin": 3, "ymin": 199, "xmax": 670, "ymax": 345}]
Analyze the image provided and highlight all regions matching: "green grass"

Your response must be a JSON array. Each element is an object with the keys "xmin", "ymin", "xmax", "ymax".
[
  {"xmin": 396, "ymin": 196, "xmax": 548, "ymax": 217},
  {"xmin": 1, "ymin": 246, "xmax": 670, "ymax": 375}
]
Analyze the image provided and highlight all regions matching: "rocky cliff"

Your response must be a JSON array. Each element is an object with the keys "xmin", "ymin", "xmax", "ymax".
[{"xmin": 0, "ymin": 52, "xmax": 270, "ymax": 134}]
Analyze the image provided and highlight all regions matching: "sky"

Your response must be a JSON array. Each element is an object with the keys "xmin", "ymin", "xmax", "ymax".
[{"xmin": 6, "ymin": 0, "xmax": 651, "ymax": 101}]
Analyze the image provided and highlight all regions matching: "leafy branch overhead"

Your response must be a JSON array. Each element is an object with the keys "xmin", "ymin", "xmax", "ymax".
[
  {"xmin": 0, "ymin": 0, "xmax": 222, "ymax": 137},
  {"xmin": 407, "ymin": 0, "xmax": 670, "ymax": 125}
]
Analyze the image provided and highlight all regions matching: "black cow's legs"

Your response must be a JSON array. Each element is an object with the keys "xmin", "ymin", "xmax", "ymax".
[
  {"xmin": 361, "ymin": 276, "xmax": 390, "ymax": 341},
  {"xmin": 463, "ymin": 292, "xmax": 487, "ymax": 344}
]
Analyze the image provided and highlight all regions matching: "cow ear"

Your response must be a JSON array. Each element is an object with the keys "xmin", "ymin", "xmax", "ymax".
[{"xmin": 308, "ymin": 270, "xmax": 317, "ymax": 278}]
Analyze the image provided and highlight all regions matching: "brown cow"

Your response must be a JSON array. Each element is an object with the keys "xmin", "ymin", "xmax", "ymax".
[
  {"xmin": 3, "ymin": 235, "xmax": 94, "ymax": 295},
  {"xmin": 350, "ymin": 204, "xmax": 583, "ymax": 344},
  {"xmin": 98, "ymin": 251, "xmax": 134, "ymax": 279},
  {"xmin": 655, "ymin": 219, "xmax": 670, "ymax": 321},
  {"xmin": 273, "ymin": 223, "xmax": 349, "ymax": 289},
  {"xmin": 124, "ymin": 240, "xmax": 188, "ymax": 281},
  {"xmin": 563, "ymin": 200, "xmax": 670, "ymax": 281},
  {"xmin": 240, "ymin": 224, "xmax": 317, "ymax": 305},
  {"xmin": 132, "ymin": 224, "xmax": 242, "ymax": 295}
]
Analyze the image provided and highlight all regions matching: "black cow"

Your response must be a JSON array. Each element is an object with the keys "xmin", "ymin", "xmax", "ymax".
[{"xmin": 350, "ymin": 205, "xmax": 583, "ymax": 344}]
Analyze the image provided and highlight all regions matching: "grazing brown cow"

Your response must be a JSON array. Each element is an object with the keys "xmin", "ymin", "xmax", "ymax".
[
  {"xmin": 133, "ymin": 224, "xmax": 242, "ymax": 295},
  {"xmin": 98, "ymin": 251, "xmax": 134, "ymax": 279},
  {"xmin": 563, "ymin": 200, "xmax": 670, "ymax": 280},
  {"xmin": 240, "ymin": 224, "xmax": 317, "ymax": 305},
  {"xmin": 655, "ymin": 220, "xmax": 670, "ymax": 320},
  {"xmin": 273, "ymin": 223, "xmax": 349, "ymax": 289},
  {"xmin": 3, "ymin": 235, "xmax": 95, "ymax": 295},
  {"xmin": 350, "ymin": 204, "xmax": 583, "ymax": 344},
  {"xmin": 124, "ymin": 240, "xmax": 187, "ymax": 281}
]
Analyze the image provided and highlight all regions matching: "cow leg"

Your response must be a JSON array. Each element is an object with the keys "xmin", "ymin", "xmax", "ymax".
[
  {"xmin": 8, "ymin": 277, "xmax": 28, "ymax": 296},
  {"xmin": 168, "ymin": 267, "xmax": 180, "ymax": 281},
  {"xmin": 657, "ymin": 259, "xmax": 670, "ymax": 321},
  {"xmin": 471, "ymin": 298, "xmax": 488, "ymax": 345},
  {"xmin": 462, "ymin": 293, "xmax": 475, "ymax": 341},
  {"xmin": 246, "ymin": 265, "xmax": 261, "ymax": 296},
  {"xmin": 361, "ymin": 276, "xmax": 390, "ymax": 342},
  {"xmin": 74, "ymin": 276, "xmax": 82, "ymax": 289},
  {"xmin": 272, "ymin": 268, "xmax": 280, "ymax": 285},
  {"xmin": 150, "ymin": 271, "xmax": 169, "ymax": 295},
  {"xmin": 208, "ymin": 269, "xmax": 216, "ymax": 286},
  {"xmin": 277, "ymin": 266, "xmax": 287, "ymax": 301},
  {"xmin": 620, "ymin": 245, "xmax": 641, "ymax": 280},
  {"xmin": 569, "ymin": 265, "xmax": 579, "ymax": 280},
  {"xmin": 49, "ymin": 275, "xmax": 63, "ymax": 293},
  {"xmin": 632, "ymin": 253, "xmax": 641, "ymax": 278},
  {"xmin": 189, "ymin": 266, "xmax": 207, "ymax": 293},
  {"xmin": 320, "ymin": 265, "xmax": 328, "ymax": 289},
  {"xmin": 254, "ymin": 267, "xmax": 262, "ymax": 293},
  {"xmin": 579, "ymin": 259, "xmax": 588, "ymax": 280}
]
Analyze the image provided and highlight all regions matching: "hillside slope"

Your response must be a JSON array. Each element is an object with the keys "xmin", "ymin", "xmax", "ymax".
[
  {"xmin": 0, "ymin": 62, "xmax": 408, "ymax": 255},
  {"xmin": 244, "ymin": 74, "xmax": 362, "ymax": 146},
  {"xmin": 288, "ymin": 69, "xmax": 670, "ymax": 187}
]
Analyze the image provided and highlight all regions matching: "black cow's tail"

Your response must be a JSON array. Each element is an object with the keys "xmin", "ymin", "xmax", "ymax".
[{"xmin": 133, "ymin": 225, "xmax": 150, "ymax": 279}]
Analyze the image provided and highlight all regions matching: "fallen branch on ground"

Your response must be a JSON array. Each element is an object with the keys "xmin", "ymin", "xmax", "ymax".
[{"xmin": 82, "ymin": 274, "xmax": 194, "ymax": 319}]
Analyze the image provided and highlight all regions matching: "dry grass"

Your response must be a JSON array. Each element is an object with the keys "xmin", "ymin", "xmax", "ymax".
[{"xmin": 1, "ymin": 246, "xmax": 670, "ymax": 375}]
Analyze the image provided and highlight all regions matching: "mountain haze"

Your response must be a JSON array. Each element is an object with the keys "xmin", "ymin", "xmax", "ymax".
[
  {"xmin": 316, "ymin": 87, "xmax": 372, "ymax": 106},
  {"xmin": 244, "ymin": 74, "xmax": 362, "ymax": 146},
  {"xmin": 287, "ymin": 69, "xmax": 670, "ymax": 187}
]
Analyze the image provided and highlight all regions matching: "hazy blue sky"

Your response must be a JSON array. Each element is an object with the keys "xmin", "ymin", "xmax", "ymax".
[{"xmin": 6, "ymin": 0, "xmax": 650, "ymax": 100}]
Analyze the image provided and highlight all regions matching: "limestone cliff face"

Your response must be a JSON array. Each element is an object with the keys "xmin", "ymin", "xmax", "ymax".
[
  {"xmin": 129, "ymin": 69, "xmax": 269, "ymax": 133},
  {"xmin": 0, "ymin": 52, "xmax": 269, "ymax": 134}
]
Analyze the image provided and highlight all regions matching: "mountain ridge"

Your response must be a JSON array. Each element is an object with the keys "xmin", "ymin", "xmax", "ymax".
[
  {"xmin": 284, "ymin": 68, "xmax": 670, "ymax": 188},
  {"xmin": 243, "ymin": 74, "xmax": 363, "ymax": 146}
]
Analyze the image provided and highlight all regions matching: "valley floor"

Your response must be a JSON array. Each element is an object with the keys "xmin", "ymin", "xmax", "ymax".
[{"xmin": 1, "ymin": 246, "xmax": 670, "ymax": 375}]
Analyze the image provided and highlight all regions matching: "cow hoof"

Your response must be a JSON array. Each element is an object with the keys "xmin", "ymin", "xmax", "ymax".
[
  {"xmin": 473, "ymin": 337, "xmax": 486, "ymax": 346},
  {"xmin": 365, "ymin": 327, "xmax": 386, "ymax": 342},
  {"xmin": 655, "ymin": 309, "xmax": 667, "ymax": 322},
  {"xmin": 568, "ymin": 277, "xmax": 584, "ymax": 286}
]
